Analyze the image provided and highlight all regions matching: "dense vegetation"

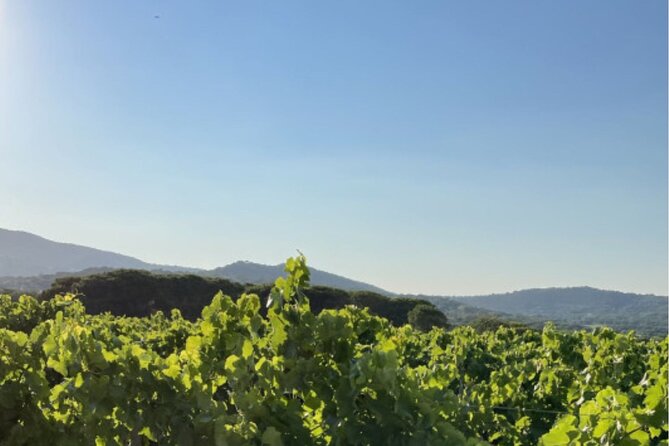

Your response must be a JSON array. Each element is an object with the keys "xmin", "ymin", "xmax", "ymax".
[
  {"xmin": 1, "ymin": 256, "xmax": 665, "ymax": 445},
  {"xmin": 40, "ymin": 269, "xmax": 443, "ymax": 328},
  {"xmin": 42, "ymin": 270, "xmax": 245, "ymax": 320}
]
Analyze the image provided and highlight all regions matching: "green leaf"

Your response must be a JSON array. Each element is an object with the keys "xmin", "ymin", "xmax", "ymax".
[
  {"xmin": 140, "ymin": 426, "xmax": 158, "ymax": 441},
  {"xmin": 541, "ymin": 415, "xmax": 578, "ymax": 446},
  {"xmin": 242, "ymin": 339, "xmax": 253, "ymax": 359},
  {"xmin": 255, "ymin": 356, "xmax": 268, "ymax": 371},
  {"xmin": 628, "ymin": 429, "xmax": 650, "ymax": 444},
  {"xmin": 186, "ymin": 336, "xmax": 201, "ymax": 354},
  {"xmin": 261, "ymin": 427, "xmax": 283, "ymax": 446},
  {"xmin": 47, "ymin": 357, "xmax": 68, "ymax": 376},
  {"xmin": 43, "ymin": 336, "xmax": 57, "ymax": 356},
  {"xmin": 593, "ymin": 418, "xmax": 615, "ymax": 438},
  {"xmin": 225, "ymin": 354, "xmax": 240, "ymax": 373},
  {"xmin": 163, "ymin": 362, "xmax": 181, "ymax": 379},
  {"xmin": 540, "ymin": 429, "xmax": 572, "ymax": 446},
  {"xmin": 74, "ymin": 373, "xmax": 84, "ymax": 388},
  {"xmin": 201, "ymin": 320, "xmax": 215, "ymax": 337}
]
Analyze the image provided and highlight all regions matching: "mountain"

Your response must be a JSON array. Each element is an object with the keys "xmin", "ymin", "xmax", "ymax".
[
  {"xmin": 450, "ymin": 287, "xmax": 666, "ymax": 316},
  {"xmin": 0, "ymin": 228, "xmax": 195, "ymax": 277},
  {"xmin": 445, "ymin": 287, "xmax": 668, "ymax": 337},
  {"xmin": 206, "ymin": 261, "xmax": 389, "ymax": 294},
  {"xmin": 0, "ymin": 229, "xmax": 387, "ymax": 293},
  {"xmin": 0, "ymin": 228, "xmax": 153, "ymax": 276},
  {"xmin": 409, "ymin": 294, "xmax": 520, "ymax": 327}
]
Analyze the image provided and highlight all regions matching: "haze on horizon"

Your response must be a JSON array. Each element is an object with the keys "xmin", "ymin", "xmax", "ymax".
[{"xmin": 0, "ymin": 1, "xmax": 667, "ymax": 296}]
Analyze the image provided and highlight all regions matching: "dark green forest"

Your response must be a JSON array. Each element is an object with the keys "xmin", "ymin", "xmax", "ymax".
[{"xmin": 40, "ymin": 269, "xmax": 451, "ymax": 331}]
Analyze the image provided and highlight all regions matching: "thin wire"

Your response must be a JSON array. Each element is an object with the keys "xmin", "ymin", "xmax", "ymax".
[
  {"xmin": 489, "ymin": 405, "xmax": 567, "ymax": 415},
  {"xmin": 465, "ymin": 403, "xmax": 629, "ymax": 421}
]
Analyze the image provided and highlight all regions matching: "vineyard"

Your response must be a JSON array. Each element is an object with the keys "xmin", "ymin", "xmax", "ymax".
[{"xmin": 0, "ymin": 256, "xmax": 666, "ymax": 445}]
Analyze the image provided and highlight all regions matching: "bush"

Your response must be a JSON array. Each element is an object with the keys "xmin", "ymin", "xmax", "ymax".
[{"xmin": 407, "ymin": 304, "xmax": 449, "ymax": 331}]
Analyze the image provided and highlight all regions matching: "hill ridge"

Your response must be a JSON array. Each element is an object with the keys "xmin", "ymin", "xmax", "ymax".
[{"xmin": 0, "ymin": 228, "xmax": 387, "ymax": 293}]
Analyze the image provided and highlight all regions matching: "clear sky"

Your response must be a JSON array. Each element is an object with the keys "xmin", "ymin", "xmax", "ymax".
[{"xmin": 0, "ymin": 1, "xmax": 667, "ymax": 296}]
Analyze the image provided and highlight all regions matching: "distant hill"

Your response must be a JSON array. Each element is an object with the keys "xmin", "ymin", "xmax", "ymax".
[
  {"xmin": 0, "ymin": 229, "xmax": 387, "ymax": 293},
  {"xmin": 0, "ymin": 228, "xmax": 194, "ymax": 276},
  {"xmin": 206, "ymin": 261, "xmax": 389, "ymax": 294},
  {"xmin": 444, "ymin": 287, "xmax": 668, "ymax": 338},
  {"xmin": 0, "ymin": 267, "xmax": 115, "ymax": 294},
  {"xmin": 450, "ymin": 287, "xmax": 666, "ymax": 315},
  {"xmin": 410, "ymin": 294, "xmax": 519, "ymax": 327}
]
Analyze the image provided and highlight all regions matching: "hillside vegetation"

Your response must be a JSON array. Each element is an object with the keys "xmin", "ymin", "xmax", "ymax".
[
  {"xmin": 447, "ymin": 287, "xmax": 668, "ymax": 338},
  {"xmin": 40, "ymin": 269, "xmax": 446, "ymax": 329},
  {"xmin": 0, "ymin": 256, "xmax": 666, "ymax": 445}
]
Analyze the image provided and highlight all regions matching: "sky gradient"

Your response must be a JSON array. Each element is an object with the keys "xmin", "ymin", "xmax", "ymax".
[{"xmin": 1, "ymin": 1, "xmax": 667, "ymax": 295}]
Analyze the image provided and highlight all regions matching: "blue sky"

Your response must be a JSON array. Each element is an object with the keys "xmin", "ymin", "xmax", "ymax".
[{"xmin": 0, "ymin": 1, "xmax": 666, "ymax": 295}]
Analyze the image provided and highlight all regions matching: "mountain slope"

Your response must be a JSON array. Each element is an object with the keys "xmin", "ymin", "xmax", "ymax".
[
  {"xmin": 0, "ymin": 228, "xmax": 199, "ymax": 277},
  {"xmin": 206, "ymin": 261, "xmax": 389, "ymax": 294},
  {"xmin": 451, "ymin": 287, "xmax": 667, "ymax": 315},
  {"xmin": 448, "ymin": 287, "xmax": 668, "ymax": 337},
  {"xmin": 0, "ymin": 229, "xmax": 388, "ymax": 293},
  {"xmin": 0, "ymin": 268, "xmax": 115, "ymax": 294},
  {"xmin": 0, "ymin": 228, "xmax": 154, "ymax": 276},
  {"xmin": 408, "ymin": 294, "xmax": 519, "ymax": 327}
]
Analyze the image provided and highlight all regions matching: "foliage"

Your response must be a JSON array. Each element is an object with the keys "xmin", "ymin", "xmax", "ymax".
[
  {"xmin": 41, "ymin": 269, "xmax": 245, "ymax": 319},
  {"xmin": 0, "ymin": 256, "xmax": 666, "ymax": 445},
  {"xmin": 41, "ymin": 270, "xmax": 438, "ymax": 329},
  {"xmin": 469, "ymin": 316, "xmax": 530, "ymax": 333},
  {"xmin": 407, "ymin": 304, "xmax": 449, "ymax": 331},
  {"xmin": 350, "ymin": 291, "xmax": 433, "ymax": 326}
]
